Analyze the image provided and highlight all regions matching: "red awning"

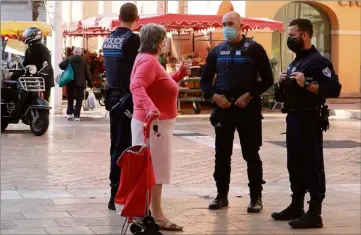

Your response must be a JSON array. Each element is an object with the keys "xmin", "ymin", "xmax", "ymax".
[
  {"xmin": 63, "ymin": 20, "xmax": 82, "ymax": 33},
  {"xmin": 63, "ymin": 13, "xmax": 284, "ymax": 37},
  {"xmin": 114, "ymin": 14, "xmax": 284, "ymax": 32}
]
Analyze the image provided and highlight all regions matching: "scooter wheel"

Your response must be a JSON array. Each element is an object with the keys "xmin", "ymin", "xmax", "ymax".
[
  {"xmin": 130, "ymin": 223, "xmax": 142, "ymax": 234},
  {"xmin": 98, "ymin": 97, "xmax": 106, "ymax": 106},
  {"xmin": 30, "ymin": 110, "xmax": 49, "ymax": 136}
]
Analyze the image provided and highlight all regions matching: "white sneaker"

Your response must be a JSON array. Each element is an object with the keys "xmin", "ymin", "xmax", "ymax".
[
  {"xmin": 66, "ymin": 114, "xmax": 73, "ymax": 120},
  {"xmin": 74, "ymin": 118, "xmax": 80, "ymax": 121}
]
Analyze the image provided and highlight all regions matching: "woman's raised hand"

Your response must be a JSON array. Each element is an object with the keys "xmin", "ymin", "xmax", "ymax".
[{"xmin": 179, "ymin": 60, "xmax": 191, "ymax": 76}]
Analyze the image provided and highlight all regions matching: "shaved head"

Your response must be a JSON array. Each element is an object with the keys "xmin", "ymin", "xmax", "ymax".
[
  {"xmin": 222, "ymin": 11, "xmax": 242, "ymax": 27},
  {"xmin": 222, "ymin": 11, "xmax": 243, "ymax": 43}
]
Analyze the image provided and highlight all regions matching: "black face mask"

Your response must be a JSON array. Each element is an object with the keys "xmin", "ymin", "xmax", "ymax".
[{"xmin": 287, "ymin": 35, "xmax": 304, "ymax": 53}]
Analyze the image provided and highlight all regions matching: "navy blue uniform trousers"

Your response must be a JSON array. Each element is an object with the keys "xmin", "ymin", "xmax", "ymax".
[
  {"xmin": 108, "ymin": 90, "xmax": 132, "ymax": 189},
  {"xmin": 211, "ymin": 100, "xmax": 264, "ymax": 198},
  {"xmin": 286, "ymin": 111, "xmax": 326, "ymax": 200}
]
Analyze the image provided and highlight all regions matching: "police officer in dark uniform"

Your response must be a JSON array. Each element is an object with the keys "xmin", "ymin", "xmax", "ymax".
[
  {"xmin": 102, "ymin": 3, "xmax": 140, "ymax": 210},
  {"xmin": 200, "ymin": 12, "xmax": 274, "ymax": 213},
  {"xmin": 272, "ymin": 19, "xmax": 342, "ymax": 229}
]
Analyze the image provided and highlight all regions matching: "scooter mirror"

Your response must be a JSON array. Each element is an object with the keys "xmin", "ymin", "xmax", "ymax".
[
  {"xmin": 1, "ymin": 61, "xmax": 7, "ymax": 68},
  {"xmin": 43, "ymin": 61, "xmax": 48, "ymax": 67},
  {"xmin": 15, "ymin": 56, "xmax": 21, "ymax": 62}
]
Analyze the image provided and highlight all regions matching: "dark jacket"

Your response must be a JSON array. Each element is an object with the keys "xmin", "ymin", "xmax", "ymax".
[
  {"xmin": 201, "ymin": 36, "xmax": 274, "ymax": 100},
  {"xmin": 59, "ymin": 55, "xmax": 93, "ymax": 88},
  {"xmin": 102, "ymin": 27, "xmax": 140, "ymax": 91},
  {"xmin": 275, "ymin": 45, "xmax": 342, "ymax": 109},
  {"xmin": 23, "ymin": 42, "xmax": 55, "ymax": 89}
]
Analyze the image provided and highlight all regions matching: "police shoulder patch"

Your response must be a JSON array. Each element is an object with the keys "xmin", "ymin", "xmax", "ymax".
[{"xmin": 322, "ymin": 67, "xmax": 332, "ymax": 78}]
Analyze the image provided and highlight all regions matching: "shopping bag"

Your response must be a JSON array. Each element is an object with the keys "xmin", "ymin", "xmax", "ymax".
[
  {"xmin": 87, "ymin": 91, "xmax": 97, "ymax": 110},
  {"xmin": 58, "ymin": 63, "xmax": 74, "ymax": 87}
]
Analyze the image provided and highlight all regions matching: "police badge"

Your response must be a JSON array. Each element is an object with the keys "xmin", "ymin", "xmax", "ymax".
[{"xmin": 322, "ymin": 67, "xmax": 332, "ymax": 78}]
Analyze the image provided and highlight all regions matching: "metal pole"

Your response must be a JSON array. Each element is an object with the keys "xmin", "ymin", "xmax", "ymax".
[
  {"xmin": 178, "ymin": 29, "xmax": 181, "ymax": 62},
  {"xmin": 209, "ymin": 31, "xmax": 213, "ymax": 49},
  {"xmin": 192, "ymin": 31, "xmax": 195, "ymax": 53},
  {"xmin": 50, "ymin": 0, "xmax": 63, "ymax": 114}
]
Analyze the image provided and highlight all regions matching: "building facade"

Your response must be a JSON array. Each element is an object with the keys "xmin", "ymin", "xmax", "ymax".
[
  {"xmin": 2, "ymin": 1, "xmax": 358, "ymax": 96},
  {"xmin": 0, "ymin": 0, "xmax": 46, "ymax": 22},
  {"xmin": 245, "ymin": 1, "xmax": 361, "ymax": 97}
]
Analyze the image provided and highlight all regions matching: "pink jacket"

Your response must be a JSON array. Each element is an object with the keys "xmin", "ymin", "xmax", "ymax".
[{"xmin": 130, "ymin": 53, "xmax": 187, "ymax": 122}]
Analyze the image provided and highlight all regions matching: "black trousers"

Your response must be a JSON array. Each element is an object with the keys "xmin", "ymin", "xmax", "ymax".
[
  {"xmin": 66, "ymin": 81, "xmax": 84, "ymax": 118},
  {"xmin": 286, "ymin": 112, "xmax": 325, "ymax": 201},
  {"xmin": 210, "ymin": 100, "xmax": 264, "ymax": 198},
  {"xmin": 108, "ymin": 90, "xmax": 132, "ymax": 189}
]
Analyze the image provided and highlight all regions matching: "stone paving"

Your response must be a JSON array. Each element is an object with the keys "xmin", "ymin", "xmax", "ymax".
[{"xmin": 1, "ymin": 112, "xmax": 360, "ymax": 234}]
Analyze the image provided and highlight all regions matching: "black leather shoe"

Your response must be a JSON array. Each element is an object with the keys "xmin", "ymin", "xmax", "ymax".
[
  {"xmin": 108, "ymin": 199, "xmax": 116, "ymax": 210},
  {"xmin": 108, "ymin": 187, "xmax": 118, "ymax": 210},
  {"xmin": 208, "ymin": 195, "xmax": 229, "ymax": 210},
  {"xmin": 272, "ymin": 195, "xmax": 305, "ymax": 220},
  {"xmin": 289, "ymin": 213, "xmax": 323, "ymax": 229},
  {"xmin": 247, "ymin": 197, "xmax": 263, "ymax": 213},
  {"xmin": 272, "ymin": 205, "xmax": 305, "ymax": 221}
]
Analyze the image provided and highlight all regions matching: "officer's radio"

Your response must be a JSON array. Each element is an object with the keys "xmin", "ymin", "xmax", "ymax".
[{"xmin": 241, "ymin": 36, "xmax": 254, "ymax": 53}]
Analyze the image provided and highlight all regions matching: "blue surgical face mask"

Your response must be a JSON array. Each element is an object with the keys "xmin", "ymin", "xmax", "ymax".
[{"xmin": 223, "ymin": 26, "xmax": 237, "ymax": 41}]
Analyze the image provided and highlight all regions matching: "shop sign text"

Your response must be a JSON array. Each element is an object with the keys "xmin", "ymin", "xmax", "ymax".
[{"xmin": 338, "ymin": 1, "xmax": 361, "ymax": 7}]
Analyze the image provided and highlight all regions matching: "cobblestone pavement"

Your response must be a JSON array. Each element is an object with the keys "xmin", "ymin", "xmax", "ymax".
[{"xmin": 1, "ymin": 113, "xmax": 360, "ymax": 234}]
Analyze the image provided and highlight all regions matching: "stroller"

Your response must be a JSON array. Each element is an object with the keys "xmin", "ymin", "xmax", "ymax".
[{"xmin": 115, "ymin": 112, "xmax": 163, "ymax": 235}]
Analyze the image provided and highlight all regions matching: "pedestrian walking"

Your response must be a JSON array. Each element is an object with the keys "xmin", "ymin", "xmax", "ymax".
[{"xmin": 59, "ymin": 47, "xmax": 93, "ymax": 121}]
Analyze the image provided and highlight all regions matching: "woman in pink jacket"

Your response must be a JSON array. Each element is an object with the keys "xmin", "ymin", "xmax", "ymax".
[{"xmin": 130, "ymin": 24, "xmax": 189, "ymax": 231}]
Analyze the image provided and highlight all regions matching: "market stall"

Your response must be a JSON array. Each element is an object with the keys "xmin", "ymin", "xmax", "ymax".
[{"xmin": 63, "ymin": 14, "xmax": 284, "ymax": 113}]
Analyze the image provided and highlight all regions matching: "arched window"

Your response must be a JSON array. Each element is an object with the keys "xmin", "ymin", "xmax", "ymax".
[{"xmin": 271, "ymin": 2, "xmax": 331, "ymax": 76}]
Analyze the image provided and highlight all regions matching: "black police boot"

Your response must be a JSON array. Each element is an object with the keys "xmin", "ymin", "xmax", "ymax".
[
  {"xmin": 108, "ymin": 187, "xmax": 118, "ymax": 210},
  {"xmin": 247, "ymin": 197, "xmax": 263, "ymax": 213},
  {"xmin": 271, "ymin": 195, "xmax": 305, "ymax": 220},
  {"xmin": 208, "ymin": 194, "xmax": 229, "ymax": 210},
  {"xmin": 247, "ymin": 186, "xmax": 263, "ymax": 213},
  {"xmin": 289, "ymin": 200, "xmax": 323, "ymax": 229}
]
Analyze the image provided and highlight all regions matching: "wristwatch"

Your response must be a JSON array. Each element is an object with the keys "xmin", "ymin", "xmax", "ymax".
[{"xmin": 304, "ymin": 77, "xmax": 313, "ymax": 88}]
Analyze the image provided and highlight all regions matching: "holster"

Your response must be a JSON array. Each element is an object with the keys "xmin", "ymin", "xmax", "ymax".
[
  {"xmin": 320, "ymin": 105, "xmax": 330, "ymax": 132},
  {"xmin": 110, "ymin": 93, "xmax": 133, "ymax": 124}
]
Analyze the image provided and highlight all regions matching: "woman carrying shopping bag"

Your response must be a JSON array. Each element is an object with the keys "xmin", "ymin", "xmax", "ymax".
[{"xmin": 59, "ymin": 47, "xmax": 93, "ymax": 121}]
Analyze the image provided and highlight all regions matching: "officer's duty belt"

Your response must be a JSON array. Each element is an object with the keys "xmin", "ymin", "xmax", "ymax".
[
  {"xmin": 282, "ymin": 107, "xmax": 320, "ymax": 114},
  {"xmin": 107, "ymin": 87, "xmax": 127, "ymax": 95}
]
